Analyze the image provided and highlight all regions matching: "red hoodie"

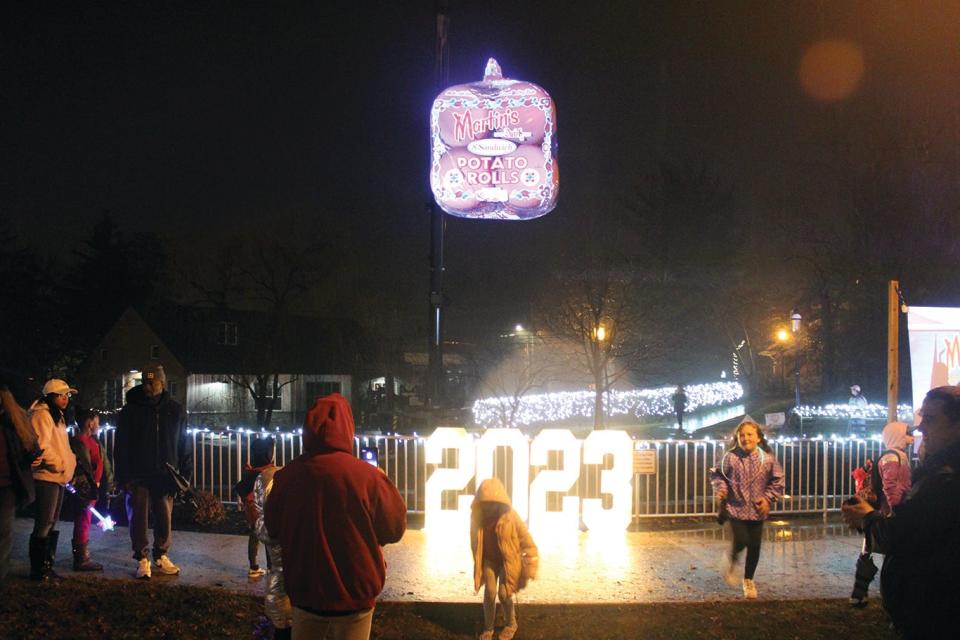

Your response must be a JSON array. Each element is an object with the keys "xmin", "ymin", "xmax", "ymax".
[{"xmin": 264, "ymin": 393, "xmax": 406, "ymax": 612}]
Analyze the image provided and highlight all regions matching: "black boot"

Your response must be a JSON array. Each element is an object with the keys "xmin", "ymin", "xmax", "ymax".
[
  {"xmin": 29, "ymin": 535, "xmax": 46, "ymax": 580},
  {"xmin": 849, "ymin": 553, "xmax": 878, "ymax": 607},
  {"xmin": 43, "ymin": 530, "xmax": 63, "ymax": 581},
  {"xmin": 72, "ymin": 542, "xmax": 103, "ymax": 572}
]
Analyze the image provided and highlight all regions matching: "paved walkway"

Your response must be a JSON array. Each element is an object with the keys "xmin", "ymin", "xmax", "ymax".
[{"xmin": 8, "ymin": 517, "xmax": 864, "ymax": 602}]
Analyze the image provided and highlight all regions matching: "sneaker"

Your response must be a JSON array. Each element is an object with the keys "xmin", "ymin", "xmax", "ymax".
[
  {"xmin": 154, "ymin": 554, "xmax": 180, "ymax": 575},
  {"xmin": 720, "ymin": 552, "xmax": 739, "ymax": 587},
  {"xmin": 742, "ymin": 578, "xmax": 758, "ymax": 599},
  {"xmin": 248, "ymin": 567, "xmax": 266, "ymax": 578},
  {"xmin": 136, "ymin": 557, "xmax": 151, "ymax": 579},
  {"xmin": 479, "ymin": 632, "xmax": 494, "ymax": 640},
  {"xmin": 499, "ymin": 624, "xmax": 518, "ymax": 640},
  {"xmin": 849, "ymin": 596, "xmax": 868, "ymax": 608}
]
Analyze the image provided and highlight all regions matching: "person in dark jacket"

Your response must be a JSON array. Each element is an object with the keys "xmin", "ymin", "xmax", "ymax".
[
  {"xmin": 114, "ymin": 364, "xmax": 192, "ymax": 580},
  {"xmin": 0, "ymin": 372, "xmax": 39, "ymax": 586},
  {"xmin": 265, "ymin": 393, "xmax": 406, "ymax": 640},
  {"xmin": 672, "ymin": 385, "xmax": 688, "ymax": 432},
  {"xmin": 843, "ymin": 385, "xmax": 960, "ymax": 639}
]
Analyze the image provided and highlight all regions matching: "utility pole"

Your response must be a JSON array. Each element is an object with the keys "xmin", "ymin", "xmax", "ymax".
[
  {"xmin": 427, "ymin": 1, "xmax": 449, "ymax": 412},
  {"xmin": 887, "ymin": 280, "xmax": 899, "ymax": 423}
]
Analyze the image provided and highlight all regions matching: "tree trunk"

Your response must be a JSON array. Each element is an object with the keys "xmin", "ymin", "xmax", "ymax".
[{"xmin": 593, "ymin": 369, "xmax": 605, "ymax": 429}]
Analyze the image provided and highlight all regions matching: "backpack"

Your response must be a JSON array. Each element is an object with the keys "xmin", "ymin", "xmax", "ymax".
[{"xmin": 866, "ymin": 449, "xmax": 900, "ymax": 509}]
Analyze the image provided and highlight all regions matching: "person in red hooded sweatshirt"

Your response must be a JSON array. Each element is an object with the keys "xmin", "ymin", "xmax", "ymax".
[{"xmin": 265, "ymin": 393, "xmax": 406, "ymax": 640}]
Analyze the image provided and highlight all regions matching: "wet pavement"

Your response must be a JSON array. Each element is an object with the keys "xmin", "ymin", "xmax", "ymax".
[{"xmin": 8, "ymin": 517, "xmax": 865, "ymax": 602}]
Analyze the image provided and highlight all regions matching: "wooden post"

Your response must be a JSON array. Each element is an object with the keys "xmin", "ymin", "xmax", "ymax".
[{"xmin": 887, "ymin": 280, "xmax": 899, "ymax": 424}]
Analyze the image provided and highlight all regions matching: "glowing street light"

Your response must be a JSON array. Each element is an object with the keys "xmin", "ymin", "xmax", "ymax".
[
  {"xmin": 776, "ymin": 328, "xmax": 790, "ymax": 342},
  {"xmin": 595, "ymin": 325, "xmax": 607, "ymax": 342}
]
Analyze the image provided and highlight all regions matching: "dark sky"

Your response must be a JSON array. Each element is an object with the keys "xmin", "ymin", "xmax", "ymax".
[{"xmin": 3, "ymin": 2, "xmax": 959, "ymax": 338}]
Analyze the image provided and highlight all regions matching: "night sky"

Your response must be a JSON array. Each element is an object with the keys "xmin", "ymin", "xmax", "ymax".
[{"xmin": 4, "ymin": 2, "xmax": 959, "ymax": 344}]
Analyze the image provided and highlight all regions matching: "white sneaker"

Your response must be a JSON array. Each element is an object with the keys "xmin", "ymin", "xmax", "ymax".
[
  {"xmin": 136, "ymin": 557, "xmax": 151, "ymax": 579},
  {"xmin": 154, "ymin": 554, "xmax": 180, "ymax": 575},
  {"xmin": 720, "ymin": 552, "xmax": 739, "ymax": 587},
  {"xmin": 248, "ymin": 567, "xmax": 266, "ymax": 578},
  {"xmin": 743, "ymin": 578, "xmax": 758, "ymax": 599}
]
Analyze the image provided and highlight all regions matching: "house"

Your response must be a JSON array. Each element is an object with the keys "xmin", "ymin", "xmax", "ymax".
[{"xmin": 76, "ymin": 305, "xmax": 360, "ymax": 429}]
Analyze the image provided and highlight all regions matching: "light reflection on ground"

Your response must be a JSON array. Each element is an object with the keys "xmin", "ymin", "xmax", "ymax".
[{"xmin": 383, "ymin": 519, "xmax": 865, "ymax": 603}]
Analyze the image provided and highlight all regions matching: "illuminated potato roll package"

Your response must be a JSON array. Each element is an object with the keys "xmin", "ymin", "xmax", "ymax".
[{"xmin": 430, "ymin": 58, "xmax": 558, "ymax": 220}]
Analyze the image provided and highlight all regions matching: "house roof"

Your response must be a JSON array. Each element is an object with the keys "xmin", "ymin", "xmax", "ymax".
[{"xmin": 140, "ymin": 304, "xmax": 360, "ymax": 375}]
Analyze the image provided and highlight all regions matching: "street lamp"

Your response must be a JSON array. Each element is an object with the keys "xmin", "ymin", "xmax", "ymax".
[
  {"xmin": 593, "ymin": 323, "xmax": 610, "ymax": 429},
  {"xmin": 790, "ymin": 308, "xmax": 802, "ymax": 409}
]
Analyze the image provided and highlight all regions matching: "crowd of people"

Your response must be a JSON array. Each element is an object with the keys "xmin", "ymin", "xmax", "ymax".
[{"xmin": 2, "ymin": 365, "xmax": 960, "ymax": 639}]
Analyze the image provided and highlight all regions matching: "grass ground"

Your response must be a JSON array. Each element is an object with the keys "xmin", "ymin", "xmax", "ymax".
[{"xmin": 1, "ymin": 576, "xmax": 897, "ymax": 640}]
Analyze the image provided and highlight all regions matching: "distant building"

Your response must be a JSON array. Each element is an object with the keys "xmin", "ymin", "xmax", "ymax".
[{"xmin": 75, "ymin": 306, "xmax": 360, "ymax": 429}]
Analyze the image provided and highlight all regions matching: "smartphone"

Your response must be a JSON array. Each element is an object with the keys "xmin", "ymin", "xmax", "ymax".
[{"xmin": 360, "ymin": 446, "xmax": 379, "ymax": 468}]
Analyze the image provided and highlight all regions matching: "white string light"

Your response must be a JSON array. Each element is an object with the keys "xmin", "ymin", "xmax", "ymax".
[
  {"xmin": 794, "ymin": 402, "xmax": 913, "ymax": 421},
  {"xmin": 471, "ymin": 381, "xmax": 744, "ymax": 428}
]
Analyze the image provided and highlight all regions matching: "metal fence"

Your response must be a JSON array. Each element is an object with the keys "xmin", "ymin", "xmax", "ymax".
[{"xmin": 93, "ymin": 430, "xmax": 888, "ymax": 523}]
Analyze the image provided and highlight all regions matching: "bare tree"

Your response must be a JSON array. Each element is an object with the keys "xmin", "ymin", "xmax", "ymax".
[
  {"xmin": 539, "ymin": 255, "xmax": 671, "ymax": 429},
  {"xmin": 472, "ymin": 327, "xmax": 560, "ymax": 429}
]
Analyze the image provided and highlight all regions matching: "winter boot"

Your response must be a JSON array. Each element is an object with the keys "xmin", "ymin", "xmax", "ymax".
[
  {"xmin": 43, "ymin": 530, "xmax": 63, "ymax": 581},
  {"xmin": 29, "ymin": 534, "xmax": 46, "ymax": 580},
  {"xmin": 72, "ymin": 542, "xmax": 103, "ymax": 572}
]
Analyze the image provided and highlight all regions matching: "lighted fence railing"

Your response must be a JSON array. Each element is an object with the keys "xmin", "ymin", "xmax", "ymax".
[{"xmin": 141, "ymin": 430, "xmax": 890, "ymax": 523}]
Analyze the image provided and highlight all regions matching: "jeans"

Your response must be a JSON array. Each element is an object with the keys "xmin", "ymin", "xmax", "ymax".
[
  {"xmin": 0, "ymin": 486, "xmax": 15, "ymax": 584},
  {"xmin": 482, "ymin": 561, "xmax": 516, "ymax": 631},
  {"xmin": 125, "ymin": 481, "xmax": 173, "ymax": 560},
  {"xmin": 291, "ymin": 606, "xmax": 373, "ymax": 640},
  {"xmin": 729, "ymin": 519, "xmax": 764, "ymax": 580},
  {"xmin": 248, "ymin": 525, "xmax": 270, "ymax": 569},
  {"xmin": 33, "ymin": 480, "xmax": 64, "ymax": 538}
]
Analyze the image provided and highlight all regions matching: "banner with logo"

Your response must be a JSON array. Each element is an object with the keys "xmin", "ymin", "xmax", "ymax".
[{"xmin": 907, "ymin": 306, "xmax": 960, "ymax": 424}]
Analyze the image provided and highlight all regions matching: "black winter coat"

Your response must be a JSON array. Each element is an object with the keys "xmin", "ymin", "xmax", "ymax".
[
  {"xmin": 114, "ymin": 386, "xmax": 192, "ymax": 489},
  {"xmin": 865, "ymin": 441, "xmax": 960, "ymax": 639},
  {"xmin": 1, "ymin": 414, "xmax": 35, "ymax": 508}
]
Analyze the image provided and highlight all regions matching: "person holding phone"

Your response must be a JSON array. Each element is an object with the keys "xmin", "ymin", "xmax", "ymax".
[{"xmin": 265, "ymin": 393, "xmax": 406, "ymax": 640}]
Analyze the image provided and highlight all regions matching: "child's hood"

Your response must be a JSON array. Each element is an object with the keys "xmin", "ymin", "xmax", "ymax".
[
  {"xmin": 474, "ymin": 477, "xmax": 511, "ymax": 507},
  {"xmin": 881, "ymin": 421, "xmax": 911, "ymax": 451}
]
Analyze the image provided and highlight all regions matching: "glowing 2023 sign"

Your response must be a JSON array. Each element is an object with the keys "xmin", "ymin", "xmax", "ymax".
[
  {"xmin": 425, "ymin": 428, "xmax": 632, "ymax": 534},
  {"xmin": 429, "ymin": 58, "xmax": 558, "ymax": 221}
]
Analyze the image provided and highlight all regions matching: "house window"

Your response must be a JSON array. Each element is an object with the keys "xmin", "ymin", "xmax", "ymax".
[
  {"xmin": 100, "ymin": 349, "xmax": 107, "ymax": 361},
  {"xmin": 216, "ymin": 322, "xmax": 238, "ymax": 346},
  {"xmin": 256, "ymin": 381, "xmax": 284, "ymax": 410},
  {"xmin": 103, "ymin": 378, "xmax": 123, "ymax": 410},
  {"xmin": 150, "ymin": 344, "xmax": 160, "ymax": 359},
  {"xmin": 170, "ymin": 380, "xmax": 179, "ymax": 396},
  {"xmin": 306, "ymin": 381, "xmax": 341, "ymax": 400}
]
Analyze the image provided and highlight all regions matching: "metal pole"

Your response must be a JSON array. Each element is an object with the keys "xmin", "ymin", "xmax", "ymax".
[
  {"xmin": 887, "ymin": 280, "xmax": 899, "ymax": 424},
  {"xmin": 427, "ymin": 1, "xmax": 449, "ymax": 411},
  {"xmin": 794, "ymin": 353, "xmax": 801, "ymax": 409}
]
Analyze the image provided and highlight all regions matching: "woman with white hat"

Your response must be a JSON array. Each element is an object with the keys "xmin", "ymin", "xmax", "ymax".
[{"xmin": 28, "ymin": 379, "xmax": 77, "ymax": 581}]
